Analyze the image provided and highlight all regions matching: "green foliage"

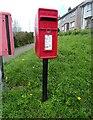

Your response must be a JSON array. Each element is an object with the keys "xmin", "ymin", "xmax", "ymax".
[
  {"xmin": 14, "ymin": 32, "xmax": 34, "ymax": 47},
  {"xmin": 58, "ymin": 31, "xmax": 63, "ymax": 36},
  {"xmin": 2, "ymin": 34, "xmax": 91, "ymax": 118},
  {"xmin": 58, "ymin": 29, "xmax": 89, "ymax": 36},
  {"xmin": 80, "ymin": 29, "xmax": 90, "ymax": 35},
  {"xmin": 58, "ymin": 28, "xmax": 60, "ymax": 32}
]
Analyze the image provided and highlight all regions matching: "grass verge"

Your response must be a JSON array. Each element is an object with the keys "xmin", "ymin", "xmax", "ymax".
[{"xmin": 2, "ymin": 34, "xmax": 91, "ymax": 118}]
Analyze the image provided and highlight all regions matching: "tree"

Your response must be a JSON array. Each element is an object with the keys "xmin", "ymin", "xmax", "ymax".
[{"xmin": 13, "ymin": 19, "xmax": 22, "ymax": 35}]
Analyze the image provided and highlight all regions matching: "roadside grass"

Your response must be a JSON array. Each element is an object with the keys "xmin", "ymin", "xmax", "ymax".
[{"xmin": 2, "ymin": 34, "xmax": 91, "ymax": 118}]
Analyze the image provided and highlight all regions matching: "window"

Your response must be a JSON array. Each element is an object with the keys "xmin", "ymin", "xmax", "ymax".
[
  {"xmin": 62, "ymin": 26, "xmax": 64, "ymax": 31},
  {"xmin": 70, "ymin": 21, "xmax": 75, "ymax": 28},
  {"xmin": 87, "ymin": 4, "xmax": 91, "ymax": 11}
]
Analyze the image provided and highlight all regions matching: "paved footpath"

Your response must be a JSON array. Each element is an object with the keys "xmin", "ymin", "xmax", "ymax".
[{"xmin": 3, "ymin": 43, "xmax": 35, "ymax": 62}]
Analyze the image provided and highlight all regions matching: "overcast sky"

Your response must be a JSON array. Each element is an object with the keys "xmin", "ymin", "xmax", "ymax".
[{"xmin": 0, "ymin": 0, "xmax": 84, "ymax": 32}]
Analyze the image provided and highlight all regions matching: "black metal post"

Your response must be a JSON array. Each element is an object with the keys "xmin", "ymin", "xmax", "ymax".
[
  {"xmin": 42, "ymin": 58, "xmax": 48, "ymax": 102},
  {"xmin": 0, "ymin": 56, "xmax": 4, "ymax": 93}
]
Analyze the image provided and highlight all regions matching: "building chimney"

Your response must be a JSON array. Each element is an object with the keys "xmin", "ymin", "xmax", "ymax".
[{"xmin": 68, "ymin": 7, "xmax": 71, "ymax": 12}]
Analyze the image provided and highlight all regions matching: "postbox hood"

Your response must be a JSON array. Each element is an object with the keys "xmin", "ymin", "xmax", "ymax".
[{"xmin": 0, "ymin": 11, "xmax": 11, "ymax": 16}]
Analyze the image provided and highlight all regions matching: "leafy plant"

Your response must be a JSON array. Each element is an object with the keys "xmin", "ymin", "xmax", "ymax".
[
  {"xmin": 14, "ymin": 32, "xmax": 34, "ymax": 47},
  {"xmin": 58, "ymin": 29, "xmax": 89, "ymax": 36}
]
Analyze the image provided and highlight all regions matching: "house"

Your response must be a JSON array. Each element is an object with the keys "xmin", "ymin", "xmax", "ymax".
[
  {"xmin": 58, "ymin": 0, "xmax": 93, "ymax": 32},
  {"xmin": 58, "ymin": 2, "xmax": 84, "ymax": 32},
  {"xmin": 81, "ymin": 0, "xmax": 93, "ymax": 29}
]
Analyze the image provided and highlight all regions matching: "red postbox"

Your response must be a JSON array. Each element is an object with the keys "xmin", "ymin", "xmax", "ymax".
[
  {"xmin": 0, "ymin": 12, "xmax": 14, "ymax": 56},
  {"xmin": 35, "ymin": 8, "xmax": 58, "ymax": 58}
]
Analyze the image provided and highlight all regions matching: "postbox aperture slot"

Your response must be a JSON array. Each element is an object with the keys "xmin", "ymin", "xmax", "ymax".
[
  {"xmin": 40, "ymin": 17, "xmax": 57, "ymax": 21},
  {"xmin": 47, "ymin": 29, "xmax": 51, "ymax": 33},
  {"xmin": 5, "ymin": 15, "xmax": 11, "ymax": 55}
]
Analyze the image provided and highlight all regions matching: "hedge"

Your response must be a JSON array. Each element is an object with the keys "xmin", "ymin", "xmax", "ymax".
[
  {"xmin": 14, "ymin": 32, "xmax": 34, "ymax": 47},
  {"xmin": 58, "ymin": 29, "xmax": 89, "ymax": 36}
]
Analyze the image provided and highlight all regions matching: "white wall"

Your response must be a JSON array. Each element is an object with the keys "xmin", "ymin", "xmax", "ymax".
[
  {"xmin": 83, "ymin": 4, "xmax": 92, "ymax": 18},
  {"xmin": 82, "ymin": 18, "xmax": 86, "ymax": 29},
  {"xmin": 82, "ymin": 3, "xmax": 92, "ymax": 29}
]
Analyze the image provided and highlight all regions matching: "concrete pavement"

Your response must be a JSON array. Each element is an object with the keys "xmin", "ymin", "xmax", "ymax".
[{"xmin": 3, "ymin": 43, "xmax": 35, "ymax": 62}]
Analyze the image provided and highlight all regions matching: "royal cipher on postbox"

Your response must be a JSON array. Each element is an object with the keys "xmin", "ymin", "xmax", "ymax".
[
  {"xmin": 35, "ymin": 8, "xmax": 58, "ymax": 59},
  {"xmin": 0, "ymin": 12, "xmax": 14, "ymax": 56}
]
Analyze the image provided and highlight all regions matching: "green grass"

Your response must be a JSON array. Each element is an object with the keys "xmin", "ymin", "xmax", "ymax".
[{"xmin": 2, "ymin": 34, "xmax": 91, "ymax": 118}]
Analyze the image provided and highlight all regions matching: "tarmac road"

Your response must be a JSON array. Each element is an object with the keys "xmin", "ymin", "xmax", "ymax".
[{"xmin": 3, "ymin": 43, "xmax": 35, "ymax": 62}]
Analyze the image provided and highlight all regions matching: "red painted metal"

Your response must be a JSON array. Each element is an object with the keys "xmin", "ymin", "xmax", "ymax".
[
  {"xmin": 35, "ymin": 8, "xmax": 58, "ymax": 58},
  {"xmin": 0, "ymin": 12, "xmax": 14, "ymax": 56}
]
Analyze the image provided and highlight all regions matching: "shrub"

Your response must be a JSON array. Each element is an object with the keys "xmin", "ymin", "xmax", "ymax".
[
  {"xmin": 80, "ymin": 29, "xmax": 89, "ymax": 35},
  {"xmin": 66, "ymin": 30, "xmax": 72, "ymax": 35},
  {"xmin": 71, "ymin": 30, "xmax": 81, "ymax": 35},
  {"xmin": 14, "ymin": 32, "xmax": 34, "ymax": 47},
  {"xmin": 58, "ymin": 29, "xmax": 89, "ymax": 36},
  {"xmin": 58, "ymin": 31, "xmax": 63, "ymax": 36}
]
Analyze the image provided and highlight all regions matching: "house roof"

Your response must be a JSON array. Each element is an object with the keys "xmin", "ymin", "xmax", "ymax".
[
  {"xmin": 81, "ymin": 0, "xmax": 93, "ymax": 7},
  {"xmin": 58, "ymin": 1, "xmax": 85, "ymax": 20}
]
